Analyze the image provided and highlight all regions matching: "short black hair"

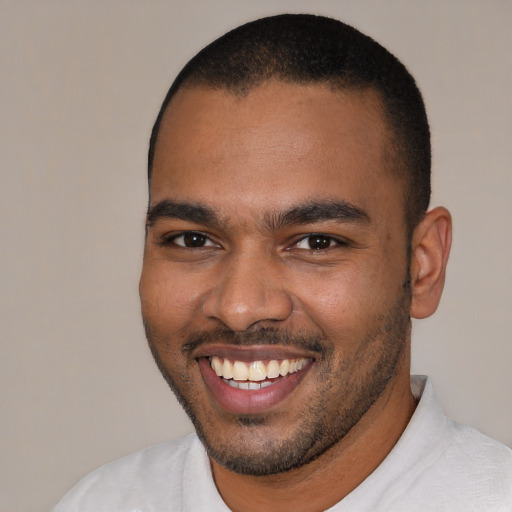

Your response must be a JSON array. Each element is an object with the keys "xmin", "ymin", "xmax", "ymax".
[{"xmin": 148, "ymin": 14, "xmax": 431, "ymax": 231}]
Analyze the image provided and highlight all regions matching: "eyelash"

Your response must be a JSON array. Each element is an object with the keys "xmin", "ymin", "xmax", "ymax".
[
  {"xmin": 293, "ymin": 233, "xmax": 348, "ymax": 251},
  {"xmin": 159, "ymin": 231, "xmax": 218, "ymax": 249},
  {"xmin": 159, "ymin": 231, "xmax": 347, "ymax": 251}
]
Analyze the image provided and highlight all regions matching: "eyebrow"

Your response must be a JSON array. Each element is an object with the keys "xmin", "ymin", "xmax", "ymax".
[
  {"xmin": 264, "ymin": 200, "xmax": 370, "ymax": 231},
  {"xmin": 146, "ymin": 200, "xmax": 220, "ymax": 228},
  {"xmin": 146, "ymin": 199, "xmax": 370, "ymax": 230}
]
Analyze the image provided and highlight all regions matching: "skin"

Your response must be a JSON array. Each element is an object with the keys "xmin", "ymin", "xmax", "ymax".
[{"xmin": 140, "ymin": 82, "xmax": 452, "ymax": 511}]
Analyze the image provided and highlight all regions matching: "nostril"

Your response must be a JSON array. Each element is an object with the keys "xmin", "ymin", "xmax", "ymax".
[{"xmin": 201, "ymin": 283, "xmax": 293, "ymax": 332}]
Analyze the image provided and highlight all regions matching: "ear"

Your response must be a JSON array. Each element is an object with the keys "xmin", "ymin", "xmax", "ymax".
[{"xmin": 410, "ymin": 207, "xmax": 452, "ymax": 319}]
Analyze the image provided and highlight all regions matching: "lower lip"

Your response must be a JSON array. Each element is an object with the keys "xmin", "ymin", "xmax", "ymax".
[{"xmin": 198, "ymin": 358, "xmax": 313, "ymax": 415}]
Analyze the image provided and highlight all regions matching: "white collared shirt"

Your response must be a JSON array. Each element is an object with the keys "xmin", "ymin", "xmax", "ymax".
[{"xmin": 53, "ymin": 376, "xmax": 512, "ymax": 511}]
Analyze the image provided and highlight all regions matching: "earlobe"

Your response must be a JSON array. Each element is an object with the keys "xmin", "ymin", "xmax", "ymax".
[{"xmin": 410, "ymin": 207, "xmax": 452, "ymax": 319}]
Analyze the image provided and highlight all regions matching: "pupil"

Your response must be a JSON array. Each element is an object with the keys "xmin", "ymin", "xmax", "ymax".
[
  {"xmin": 309, "ymin": 236, "xmax": 330, "ymax": 250},
  {"xmin": 184, "ymin": 232, "xmax": 206, "ymax": 247}
]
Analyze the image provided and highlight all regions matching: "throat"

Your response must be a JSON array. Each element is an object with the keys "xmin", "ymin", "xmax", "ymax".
[{"xmin": 210, "ymin": 372, "xmax": 417, "ymax": 512}]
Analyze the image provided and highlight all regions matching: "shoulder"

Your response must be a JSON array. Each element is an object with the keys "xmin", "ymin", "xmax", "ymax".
[
  {"xmin": 401, "ymin": 422, "xmax": 512, "ymax": 511},
  {"xmin": 402, "ymin": 377, "xmax": 512, "ymax": 510},
  {"xmin": 442, "ymin": 421, "xmax": 512, "ymax": 494},
  {"xmin": 412, "ymin": 377, "xmax": 512, "ymax": 509},
  {"xmin": 52, "ymin": 433, "xmax": 202, "ymax": 512},
  {"xmin": 338, "ymin": 377, "xmax": 512, "ymax": 512}
]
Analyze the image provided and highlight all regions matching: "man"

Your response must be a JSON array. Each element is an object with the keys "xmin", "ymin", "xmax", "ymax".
[{"xmin": 54, "ymin": 14, "xmax": 512, "ymax": 511}]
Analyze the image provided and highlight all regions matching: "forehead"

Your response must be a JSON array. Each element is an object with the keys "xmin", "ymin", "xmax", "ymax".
[{"xmin": 151, "ymin": 82, "xmax": 400, "ymax": 217}]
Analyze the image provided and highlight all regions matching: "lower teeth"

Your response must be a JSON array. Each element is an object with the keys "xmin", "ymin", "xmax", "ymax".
[{"xmin": 224, "ymin": 378, "xmax": 275, "ymax": 390}]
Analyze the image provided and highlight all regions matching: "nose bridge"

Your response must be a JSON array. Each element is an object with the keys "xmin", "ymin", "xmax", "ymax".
[{"xmin": 202, "ymin": 244, "xmax": 293, "ymax": 331}]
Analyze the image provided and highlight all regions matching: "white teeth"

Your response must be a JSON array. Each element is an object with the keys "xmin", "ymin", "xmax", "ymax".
[
  {"xmin": 266, "ymin": 360, "xmax": 280, "ymax": 379},
  {"xmin": 279, "ymin": 359, "xmax": 290, "ymax": 377},
  {"xmin": 211, "ymin": 356, "xmax": 223, "ymax": 376},
  {"xmin": 222, "ymin": 358, "xmax": 233, "ymax": 379},
  {"xmin": 225, "ymin": 379, "xmax": 272, "ymax": 390},
  {"xmin": 248, "ymin": 361, "xmax": 266, "ymax": 381},
  {"xmin": 209, "ymin": 356, "xmax": 312, "ymax": 389},
  {"xmin": 233, "ymin": 361, "xmax": 248, "ymax": 381}
]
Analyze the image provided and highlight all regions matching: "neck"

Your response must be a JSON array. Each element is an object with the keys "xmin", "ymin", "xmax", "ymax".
[{"xmin": 211, "ymin": 359, "xmax": 416, "ymax": 512}]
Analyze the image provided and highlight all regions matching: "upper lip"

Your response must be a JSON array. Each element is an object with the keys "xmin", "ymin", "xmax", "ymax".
[{"xmin": 191, "ymin": 343, "xmax": 317, "ymax": 362}]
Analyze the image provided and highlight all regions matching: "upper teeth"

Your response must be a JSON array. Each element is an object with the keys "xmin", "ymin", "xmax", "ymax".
[{"xmin": 210, "ymin": 356, "xmax": 310, "ymax": 382}]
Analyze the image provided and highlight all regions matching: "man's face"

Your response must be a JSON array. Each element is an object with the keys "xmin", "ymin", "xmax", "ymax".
[{"xmin": 140, "ymin": 82, "xmax": 412, "ymax": 475}]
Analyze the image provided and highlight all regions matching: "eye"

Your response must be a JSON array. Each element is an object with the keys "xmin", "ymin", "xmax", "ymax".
[
  {"xmin": 165, "ymin": 231, "xmax": 217, "ymax": 248},
  {"xmin": 295, "ymin": 234, "xmax": 344, "ymax": 250}
]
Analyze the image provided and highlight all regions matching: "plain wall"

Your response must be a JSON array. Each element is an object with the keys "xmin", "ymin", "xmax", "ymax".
[{"xmin": 1, "ymin": 1, "xmax": 511, "ymax": 511}]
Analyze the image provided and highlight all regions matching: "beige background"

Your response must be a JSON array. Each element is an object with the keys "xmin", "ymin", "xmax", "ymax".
[{"xmin": 1, "ymin": 1, "xmax": 511, "ymax": 511}]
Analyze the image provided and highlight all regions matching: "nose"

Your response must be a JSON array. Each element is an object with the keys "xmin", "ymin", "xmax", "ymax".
[{"xmin": 201, "ymin": 251, "xmax": 294, "ymax": 331}]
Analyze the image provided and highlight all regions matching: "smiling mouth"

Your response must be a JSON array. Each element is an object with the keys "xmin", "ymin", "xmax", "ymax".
[{"xmin": 209, "ymin": 356, "xmax": 313, "ymax": 390}]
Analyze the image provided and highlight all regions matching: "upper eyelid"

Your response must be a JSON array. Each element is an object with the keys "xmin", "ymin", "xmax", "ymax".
[
  {"xmin": 287, "ymin": 234, "xmax": 349, "ymax": 253},
  {"xmin": 159, "ymin": 230, "xmax": 218, "ymax": 246},
  {"xmin": 157, "ymin": 230, "xmax": 349, "ymax": 248},
  {"xmin": 293, "ymin": 233, "xmax": 349, "ymax": 244}
]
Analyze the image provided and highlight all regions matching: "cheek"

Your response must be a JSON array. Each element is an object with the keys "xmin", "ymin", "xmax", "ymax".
[
  {"xmin": 140, "ymin": 265, "xmax": 205, "ymax": 382},
  {"xmin": 292, "ymin": 261, "xmax": 399, "ymax": 337},
  {"xmin": 139, "ymin": 262, "xmax": 206, "ymax": 332}
]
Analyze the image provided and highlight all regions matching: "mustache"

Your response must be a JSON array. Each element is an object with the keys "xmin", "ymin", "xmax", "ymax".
[{"xmin": 181, "ymin": 327, "xmax": 327, "ymax": 356}]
